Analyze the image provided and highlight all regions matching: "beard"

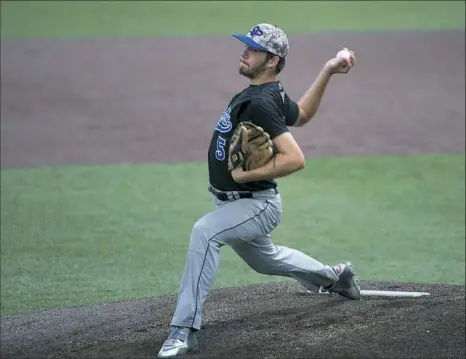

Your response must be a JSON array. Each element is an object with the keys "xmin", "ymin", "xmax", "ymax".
[{"xmin": 239, "ymin": 59, "xmax": 268, "ymax": 79}]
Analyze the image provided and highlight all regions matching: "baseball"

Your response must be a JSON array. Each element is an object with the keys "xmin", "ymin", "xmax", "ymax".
[{"xmin": 336, "ymin": 48, "xmax": 354, "ymax": 66}]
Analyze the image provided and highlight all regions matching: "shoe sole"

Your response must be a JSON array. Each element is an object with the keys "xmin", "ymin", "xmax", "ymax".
[
  {"xmin": 158, "ymin": 346, "xmax": 198, "ymax": 358},
  {"xmin": 157, "ymin": 337, "xmax": 198, "ymax": 358}
]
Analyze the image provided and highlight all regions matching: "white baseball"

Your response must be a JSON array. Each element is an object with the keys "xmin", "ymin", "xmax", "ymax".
[{"xmin": 336, "ymin": 48, "xmax": 354, "ymax": 66}]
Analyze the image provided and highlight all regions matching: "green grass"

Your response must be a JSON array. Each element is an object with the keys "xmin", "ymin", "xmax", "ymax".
[
  {"xmin": 1, "ymin": 1, "xmax": 464, "ymax": 38},
  {"xmin": 1, "ymin": 154, "xmax": 464, "ymax": 315}
]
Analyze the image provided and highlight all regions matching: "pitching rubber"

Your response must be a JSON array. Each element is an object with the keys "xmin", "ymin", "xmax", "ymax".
[
  {"xmin": 359, "ymin": 290, "xmax": 431, "ymax": 298},
  {"xmin": 308, "ymin": 289, "xmax": 431, "ymax": 298}
]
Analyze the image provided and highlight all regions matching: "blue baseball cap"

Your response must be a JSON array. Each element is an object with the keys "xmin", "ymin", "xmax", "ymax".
[{"xmin": 232, "ymin": 23, "xmax": 290, "ymax": 58}]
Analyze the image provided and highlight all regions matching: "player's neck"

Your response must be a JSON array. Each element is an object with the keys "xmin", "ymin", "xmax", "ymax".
[{"xmin": 250, "ymin": 73, "xmax": 278, "ymax": 86}]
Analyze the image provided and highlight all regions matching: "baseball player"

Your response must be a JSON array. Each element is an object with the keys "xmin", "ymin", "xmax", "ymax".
[{"xmin": 158, "ymin": 23, "xmax": 359, "ymax": 358}]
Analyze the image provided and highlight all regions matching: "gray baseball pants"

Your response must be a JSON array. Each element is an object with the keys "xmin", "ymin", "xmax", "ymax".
[{"xmin": 170, "ymin": 187, "xmax": 339, "ymax": 330}]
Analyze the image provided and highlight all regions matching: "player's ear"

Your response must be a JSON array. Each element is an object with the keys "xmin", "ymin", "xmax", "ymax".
[{"xmin": 266, "ymin": 54, "xmax": 280, "ymax": 69}]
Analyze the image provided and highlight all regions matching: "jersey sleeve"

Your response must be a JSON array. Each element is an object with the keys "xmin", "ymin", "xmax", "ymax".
[
  {"xmin": 283, "ymin": 93, "xmax": 300, "ymax": 127},
  {"xmin": 243, "ymin": 99, "xmax": 289, "ymax": 140}
]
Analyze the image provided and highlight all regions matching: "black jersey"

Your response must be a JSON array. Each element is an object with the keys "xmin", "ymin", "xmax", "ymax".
[{"xmin": 208, "ymin": 81, "xmax": 300, "ymax": 192}]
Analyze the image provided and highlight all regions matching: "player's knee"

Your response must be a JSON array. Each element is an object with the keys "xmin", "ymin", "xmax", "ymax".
[{"xmin": 190, "ymin": 217, "xmax": 213, "ymax": 247}]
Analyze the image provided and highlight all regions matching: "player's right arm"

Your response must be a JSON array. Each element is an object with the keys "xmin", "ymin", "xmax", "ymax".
[
  {"xmin": 293, "ymin": 66, "xmax": 333, "ymax": 127},
  {"xmin": 292, "ymin": 52, "xmax": 355, "ymax": 127}
]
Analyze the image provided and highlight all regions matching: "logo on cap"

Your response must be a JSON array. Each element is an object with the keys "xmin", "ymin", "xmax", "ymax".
[{"xmin": 249, "ymin": 26, "xmax": 264, "ymax": 38}]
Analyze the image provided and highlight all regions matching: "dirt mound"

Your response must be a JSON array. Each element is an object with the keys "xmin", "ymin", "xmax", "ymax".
[{"xmin": 1, "ymin": 280, "xmax": 464, "ymax": 359}]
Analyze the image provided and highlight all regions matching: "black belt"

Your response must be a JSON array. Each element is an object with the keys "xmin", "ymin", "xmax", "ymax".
[{"xmin": 208, "ymin": 185, "xmax": 277, "ymax": 201}]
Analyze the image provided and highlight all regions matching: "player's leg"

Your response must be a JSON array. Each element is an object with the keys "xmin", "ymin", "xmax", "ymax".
[
  {"xmin": 169, "ymin": 197, "xmax": 279, "ymax": 330},
  {"xmin": 230, "ymin": 233, "xmax": 339, "ymax": 292},
  {"xmin": 158, "ymin": 194, "xmax": 280, "ymax": 358},
  {"xmin": 231, "ymin": 235, "xmax": 361, "ymax": 299},
  {"xmin": 229, "ymin": 195, "xmax": 361, "ymax": 299}
]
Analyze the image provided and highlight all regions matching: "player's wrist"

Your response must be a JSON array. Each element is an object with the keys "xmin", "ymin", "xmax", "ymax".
[{"xmin": 320, "ymin": 64, "xmax": 335, "ymax": 77}]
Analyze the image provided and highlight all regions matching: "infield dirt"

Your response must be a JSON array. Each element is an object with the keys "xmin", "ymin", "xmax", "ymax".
[{"xmin": 1, "ymin": 31, "xmax": 465, "ymax": 358}]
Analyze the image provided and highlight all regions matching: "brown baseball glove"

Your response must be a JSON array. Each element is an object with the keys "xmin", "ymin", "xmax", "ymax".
[{"xmin": 228, "ymin": 121, "xmax": 275, "ymax": 171}]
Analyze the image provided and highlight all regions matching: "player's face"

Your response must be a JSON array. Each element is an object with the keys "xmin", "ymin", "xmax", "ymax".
[{"xmin": 239, "ymin": 46, "xmax": 270, "ymax": 79}]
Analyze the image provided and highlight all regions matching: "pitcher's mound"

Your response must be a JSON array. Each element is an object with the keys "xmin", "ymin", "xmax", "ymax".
[{"xmin": 1, "ymin": 280, "xmax": 465, "ymax": 358}]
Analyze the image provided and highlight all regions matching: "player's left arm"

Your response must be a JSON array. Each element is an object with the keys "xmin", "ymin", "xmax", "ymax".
[
  {"xmin": 231, "ymin": 100, "xmax": 305, "ymax": 183},
  {"xmin": 231, "ymin": 131, "xmax": 305, "ymax": 183}
]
